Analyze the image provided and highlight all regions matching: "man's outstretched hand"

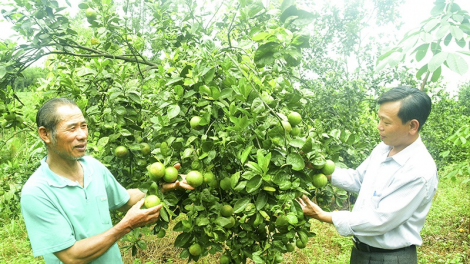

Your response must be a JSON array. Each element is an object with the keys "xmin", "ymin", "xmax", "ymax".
[
  {"xmin": 297, "ymin": 195, "xmax": 333, "ymax": 224},
  {"xmin": 161, "ymin": 174, "xmax": 195, "ymax": 192}
]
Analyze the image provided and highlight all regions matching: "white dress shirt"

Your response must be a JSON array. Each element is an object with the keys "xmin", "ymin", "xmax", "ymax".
[{"xmin": 331, "ymin": 136, "xmax": 438, "ymax": 249}]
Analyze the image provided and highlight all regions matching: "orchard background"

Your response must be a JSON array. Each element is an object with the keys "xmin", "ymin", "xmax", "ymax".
[{"xmin": 0, "ymin": 0, "xmax": 469, "ymax": 263}]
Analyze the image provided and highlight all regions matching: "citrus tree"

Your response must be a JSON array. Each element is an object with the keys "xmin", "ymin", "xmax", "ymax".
[
  {"xmin": 0, "ymin": 0, "xmax": 350, "ymax": 263},
  {"xmin": 1, "ymin": 0, "xmax": 439, "ymax": 262}
]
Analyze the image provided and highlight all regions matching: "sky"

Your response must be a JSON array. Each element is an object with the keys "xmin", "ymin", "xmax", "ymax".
[{"xmin": 0, "ymin": 0, "xmax": 469, "ymax": 93}]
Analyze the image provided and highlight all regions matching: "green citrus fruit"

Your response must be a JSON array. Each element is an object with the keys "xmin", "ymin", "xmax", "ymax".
[
  {"xmin": 203, "ymin": 171, "xmax": 217, "ymax": 187},
  {"xmin": 140, "ymin": 143, "xmax": 151, "ymax": 156},
  {"xmin": 148, "ymin": 162, "xmax": 165, "ymax": 181},
  {"xmin": 275, "ymin": 255, "xmax": 283, "ymax": 263},
  {"xmin": 114, "ymin": 146, "xmax": 129, "ymax": 159},
  {"xmin": 186, "ymin": 170, "xmax": 203, "ymax": 188},
  {"xmin": 91, "ymin": 38, "xmax": 100, "ymax": 45},
  {"xmin": 261, "ymin": 91, "xmax": 275, "ymax": 106},
  {"xmin": 189, "ymin": 243, "xmax": 202, "ymax": 256},
  {"xmin": 286, "ymin": 243, "xmax": 295, "ymax": 252},
  {"xmin": 220, "ymin": 255, "xmax": 230, "ymax": 264},
  {"xmin": 281, "ymin": 121, "xmax": 292, "ymax": 133},
  {"xmin": 221, "ymin": 205, "xmax": 234, "ymax": 217},
  {"xmin": 136, "ymin": 158, "xmax": 147, "ymax": 168},
  {"xmin": 157, "ymin": 229, "xmax": 166, "ymax": 238},
  {"xmin": 85, "ymin": 8, "xmax": 97, "ymax": 19},
  {"xmin": 312, "ymin": 173, "xmax": 328, "ymax": 188},
  {"xmin": 144, "ymin": 195, "xmax": 161, "ymax": 208},
  {"xmin": 190, "ymin": 116, "xmax": 202, "ymax": 129},
  {"xmin": 296, "ymin": 239, "xmax": 306, "ymax": 249},
  {"xmin": 163, "ymin": 167, "xmax": 178, "ymax": 183},
  {"xmin": 322, "ymin": 159, "xmax": 335, "ymax": 175},
  {"xmin": 225, "ymin": 216, "xmax": 236, "ymax": 228},
  {"xmin": 288, "ymin": 111, "xmax": 302, "ymax": 126},
  {"xmin": 291, "ymin": 126, "xmax": 301, "ymax": 136},
  {"xmin": 149, "ymin": 182, "xmax": 159, "ymax": 195},
  {"xmin": 219, "ymin": 178, "xmax": 231, "ymax": 191}
]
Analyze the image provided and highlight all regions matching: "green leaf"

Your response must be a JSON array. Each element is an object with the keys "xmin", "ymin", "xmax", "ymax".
[
  {"xmin": 284, "ymin": 46, "xmax": 302, "ymax": 66},
  {"xmin": 231, "ymin": 171, "xmax": 241, "ymax": 188},
  {"xmin": 414, "ymin": 44, "xmax": 429, "ymax": 62},
  {"xmin": 240, "ymin": 146, "xmax": 253, "ymax": 164},
  {"xmin": 289, "ymin": 138, "xmax": 305, "ymax": 148},
  {"xmin": 215, "ymin": 216, "xmax": 232, "ymax": 227},
  {"xmin": 246, "ymin": 175, "xmax": 262, "ymax": 193},
  {"xmin": 204, "ymin": 67, "xmax": 216, "ymax": 84},
  {"xmin": 286, "ymin": 152, "xmax": 305, "ymax": 171},
  {"xmin": 128, "ymin": 91, "xmax": 141, "ymax": 104},
  {"xmin": 428, "ymin": 51, "xmax": 448, "ymax": 72},
  {"xmin": 174, "ymin": 232, "xmax": 192, "ymax": 248},
  {"xmin": 246, "ymin": 161, "xmax": 263, "ymax": 174},
  {"xmin": 233, "ymin": 197, "xmax": 251, "ymax": 213},
  {"xmin": 280, "ymin": 0, "xmax": 295, "ymax": 13},
  {"xmin": 252, "ymin": 32, "xmax": 270, "ymax": 42},
  {"xmin": 257, "ymin": 149, "xmax": 270, "ymax": 173},
  {"xmin": 160, "ymin": 207, "xmax": 169, "ymax": 222},
  {"xmin": 446, "ymin": 53, "xmax": 468, "ymax": 75},
  {"xmin": 286, "ymin": 214, "xmax": 298, "ymax": 225},
  {"xmin": 423, "ymin": 18, "xmax": 439, "ymax": 32},
  {"xmin": 255, "ymin": 192, "xmax": 267, "ymax": 210},
  {"xmin": 455, "ymin": 38, "xmax": 467, "ymax": 48},
  {"xmin": 77, "ymin": 67, "xmax": 96, "ymax": 76},
  {"xmin": 302, "ymin": 137, "xmax": 313, "ymax": 153},
  {"xmin": 252, "ymin": 251, "xmax": 264, "ymax": 264},
  {"xmin": 97, "ymin": 137, "xmax": 109, "ymax": 148},
  {"xmin": 330, "ymin": 129, "xmax": 341, "ymax": 140},
  {"xmin": 444, "ymin": 33, "xmax": 453, "ymax": 46},
  {"xmin": 196, "ymin": 217, "xmax": 210, "ymax": 226},
  {"xmin": 0, "ymin": 66, "xmax": 6, "ymax": 79},
  {"xmin": 436, "ymin": 23, "xmax": 450, "ymax": 39},
  {"xmin": 254, "ymin": 42, "xmax": 279, "ymax": 67},
  {"xmin": 78, "ymin": 2, "xmax": 89, "ymax": 9},
  {"xmin": 430, "ymin": 66, "xmax": 441, "ymax": 82},
  {"xmin": 167, "ymin": 105, "xmax": 180, "ymax": 119},
  {"xmin": 431, "ymin": 2, "xmax": 446, "ymax": 16},
  {"xmin": 450, "ymin": 25, "xmax": 464, "ymax": 40}
]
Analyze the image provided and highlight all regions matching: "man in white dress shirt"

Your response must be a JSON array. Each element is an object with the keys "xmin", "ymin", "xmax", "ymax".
[{"xmin": 299, "ymin": 86, "xmax": 438, "ymax": 263}]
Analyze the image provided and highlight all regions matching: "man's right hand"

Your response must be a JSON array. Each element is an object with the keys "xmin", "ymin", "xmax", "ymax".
[{"xmin": 53, "ymin": 198, "xmax": 163, "ymax": 264}]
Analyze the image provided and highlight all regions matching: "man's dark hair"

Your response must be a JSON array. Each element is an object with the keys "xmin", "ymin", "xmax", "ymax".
[
  {"xmin": 36, "ymin": 98, "xmax": 78, "ymax": 136},
  {"xmin": 378, "ymin": 86, "xmax": 432, "ymax": 131}
]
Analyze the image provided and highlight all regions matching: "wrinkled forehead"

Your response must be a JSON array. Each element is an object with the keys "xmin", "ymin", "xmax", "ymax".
[{"xmin": 55, "ymin": 105, "xmax": 86, "ymax": 127}]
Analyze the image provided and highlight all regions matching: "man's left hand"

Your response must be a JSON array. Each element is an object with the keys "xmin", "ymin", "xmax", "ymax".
[{"xmin": 161, "ymin": 174, "xmax": 195, "ymax": 192}]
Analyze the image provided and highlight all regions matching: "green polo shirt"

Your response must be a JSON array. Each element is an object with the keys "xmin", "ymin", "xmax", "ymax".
[{"xmin": 21, "ymin": 156, "xmax": 130, "ymax": 264}]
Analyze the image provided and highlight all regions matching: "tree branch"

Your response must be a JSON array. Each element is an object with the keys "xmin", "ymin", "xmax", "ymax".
[{"xmin": 44, "ymin": 51, "xmax": 158, "ymax": 66}]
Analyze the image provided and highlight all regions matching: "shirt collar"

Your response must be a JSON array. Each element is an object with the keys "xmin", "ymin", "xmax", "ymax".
[
  {"xmin": 384, "ymin": 136, "xmax": 423, "ymax": 166},
  {"xmin": 40, "ymin": 156, "xmax": 92, "ymax": 188}
]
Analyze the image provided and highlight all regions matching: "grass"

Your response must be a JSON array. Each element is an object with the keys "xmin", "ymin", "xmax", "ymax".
[{"xmin": 1, "ymin": 174, "xmax": 468, "ymax": 264}]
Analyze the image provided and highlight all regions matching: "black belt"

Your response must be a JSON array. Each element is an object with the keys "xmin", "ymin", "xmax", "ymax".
[{"xmin": 352, "ymin": 236, "xmax": 415, "ymax": 253}]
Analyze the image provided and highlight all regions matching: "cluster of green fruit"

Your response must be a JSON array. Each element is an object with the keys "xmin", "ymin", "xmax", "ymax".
[
  {"xmin": 281, "ymin": 111, "xmax": 302, "ymax": 135},
  {"xmin": 307, "ymin": 159, "xmax": 335, "ymax": 189}
]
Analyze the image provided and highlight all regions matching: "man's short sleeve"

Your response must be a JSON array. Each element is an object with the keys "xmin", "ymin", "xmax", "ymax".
[{"xmin": 98, "ymin": 162, "xmax": 130, "ymax": 210}]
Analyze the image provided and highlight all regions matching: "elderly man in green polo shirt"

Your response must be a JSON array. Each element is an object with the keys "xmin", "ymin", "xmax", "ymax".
[{"xmin": 20, "ymin": 98, "xmax": 192, "ymax": 263}]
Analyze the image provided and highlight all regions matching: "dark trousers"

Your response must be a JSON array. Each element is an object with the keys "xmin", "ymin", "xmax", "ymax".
[{"xmin": 350, "ymin": 245, "xmax": 417, "ymax": 264}]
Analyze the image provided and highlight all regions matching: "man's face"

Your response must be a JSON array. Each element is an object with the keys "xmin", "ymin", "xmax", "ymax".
[
  {"xmin": 48, "ymin": 105, "xmax": 88, "ymax": 161},
  {"xmin": 377, "ymin": 101, "xmax": 414, "ymax": 152}
]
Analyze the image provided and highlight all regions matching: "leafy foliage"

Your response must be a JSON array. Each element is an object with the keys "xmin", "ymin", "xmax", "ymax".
[
  {"xmin": 1, "ymin": 0, "xmax": 469, "ymax": 263},
  {"xmin": 377, "ymin": 0, "xmax": 470, "ymax": 85}
]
